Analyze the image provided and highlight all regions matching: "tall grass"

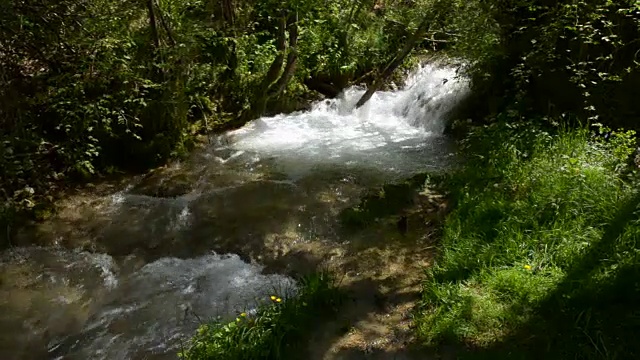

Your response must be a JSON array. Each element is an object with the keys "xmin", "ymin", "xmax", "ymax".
[
  {"xmin": 416, "ymin": 121, "xmax": 640, "ymax": 359},
  {"xmin": 180, "ymin": 272, "xmax": 344, "ymax": 360}
]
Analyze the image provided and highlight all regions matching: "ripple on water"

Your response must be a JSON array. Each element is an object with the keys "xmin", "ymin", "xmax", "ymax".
[{"xmin": 0, "ymin": 248, "xmax": 295, "ymax": 360}]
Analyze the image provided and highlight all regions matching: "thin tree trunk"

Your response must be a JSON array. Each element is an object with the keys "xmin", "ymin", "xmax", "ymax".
[
  {"xmin": 221, "ymin": 0, "xmax": 234, "ymax": 26},
  {"xmin": 250, "ymin": 16, "xmax": 287, "ymax": 118},
  {"xmin": 146, "ymin": 0, "xmax": 160, "ymax": 49},
  {"xmin": 155, "ymin": 0, "xmax": 176, "ymax": 46},
  {"xmin": 355, "ymin": 18, "xmax": 429, "ymax": 109},
  {"xmin": 272, "ymin": 12, "xmax": 299, "ymax": 95},
  {"xmin": 262, "ymin": 16, "xmax": 287, "ymax": 89}
]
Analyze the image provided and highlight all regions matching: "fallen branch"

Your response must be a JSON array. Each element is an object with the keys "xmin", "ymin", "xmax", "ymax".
[{"xmin": 355, "ymin": 18, "xmax": 429, "ymax": 108}]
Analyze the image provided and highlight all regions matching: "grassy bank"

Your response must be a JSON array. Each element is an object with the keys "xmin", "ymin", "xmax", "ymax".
[
  {"xmin": 180, "ymin": 272, "xmax": 343, "ymax": 360},
  {"xmin": 416, "ymin": 121, "xmax": 640, "ymax": 359}
]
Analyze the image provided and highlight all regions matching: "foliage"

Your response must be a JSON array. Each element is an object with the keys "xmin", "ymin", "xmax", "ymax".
[
  {"xmin": 416, "ymin": 121, "xmax": 640, "ymax": 358},
  {"xmin": 417, "ymin": 1, "xmax": 640, "ymax": 356},
  {"xmin": 437, "ymin": 0, "xmax": 640, "ymax": 129},
  {"xmin": 0, "ymin": 0, "xmax": 197, "ymax": 239},
  {"xmin": 180, "ymin": 272, "xmax": 344, "ymax": 360},
  {"xmin": 297, "ymin": 0, "xmax": 418, "ymax": 81}
]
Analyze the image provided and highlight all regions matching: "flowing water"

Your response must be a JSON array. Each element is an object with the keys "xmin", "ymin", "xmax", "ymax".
[{"xmin": 0, "ymin": 63, "xmax": 470, "ymax": 359}]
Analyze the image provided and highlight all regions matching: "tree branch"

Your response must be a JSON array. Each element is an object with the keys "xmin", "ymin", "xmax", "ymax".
[
  {"xmin": 355, "ymin": 18, "xmax": 430, "ymax": 108},
  {"xmin": 272, "ymin": 12, "xmax": 299, "ymax": 96},
  {"xmin": 155, "ymin": 0, "xmax": 176, "ymax": 46}
]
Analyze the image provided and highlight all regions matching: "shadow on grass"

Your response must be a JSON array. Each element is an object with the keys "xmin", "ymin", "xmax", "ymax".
[{"xmin": 440, "ymin": 192, "xmax": 640, "ymax": 360}]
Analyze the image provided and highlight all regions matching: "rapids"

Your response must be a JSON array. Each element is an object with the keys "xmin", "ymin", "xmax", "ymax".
[{"xmin": 0, "ymin": 62, "xmax": 470, "ymax": 359}]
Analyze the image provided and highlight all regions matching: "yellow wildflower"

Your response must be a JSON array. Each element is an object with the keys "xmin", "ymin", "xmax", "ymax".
[
  {"xmin": 270, "ymin": 295, "xmax": 277, "ymax": 301},
  {"xmin": 276, "ymin": 298, "xmax": 282, "ymax": 303},
  {"xmin": 524, "ymin": 265, "xmax": 532, "ymax": 270},
  {"xmin": 240, "ymin": 312, "xmax": 247, "ymax": 317}
]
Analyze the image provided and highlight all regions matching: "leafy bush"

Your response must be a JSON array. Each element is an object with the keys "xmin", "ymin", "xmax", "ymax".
[
  {"xmin": 180, "ymin": 272, "xmax": 344, "ymax": 360},
  {"xmin": 416, "ymin": 121, "xmax": 640, "ymax": 358},
  {"xmin": 0, "ymin": 0, "xmax": 197, "ymax": 239},
  {"xmin": 437, "ymin": 0, "xmax": 640, "ymax": 129}
]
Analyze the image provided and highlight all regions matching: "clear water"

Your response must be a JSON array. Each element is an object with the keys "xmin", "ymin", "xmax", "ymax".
[{"xmin": 0, "ymin": 63, "xmax": 470, "ymax": 359}]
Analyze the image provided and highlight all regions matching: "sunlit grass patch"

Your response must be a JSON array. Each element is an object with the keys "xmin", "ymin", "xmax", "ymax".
[
  {"xmin": 180, "ymin": 272, "xmax": 344, "ymax": 360},
  {"xmin": 416, "ymin": 121, "xmax": 640, "ymax": 358},
  {"xmin": 419, "ymin": 280, "xmax": 511, "ymax": 346}
]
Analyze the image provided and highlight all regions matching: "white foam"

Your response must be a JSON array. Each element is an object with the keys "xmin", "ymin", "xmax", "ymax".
[
  {"xmin": 219, "ymin": 63, "xmax": 468, "ymax": 177},
  {"xmin": 52, "ymin": 253, "xmax": 295, "ymax": 359}
]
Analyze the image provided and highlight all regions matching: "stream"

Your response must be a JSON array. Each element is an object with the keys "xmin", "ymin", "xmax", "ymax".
[{"xmin": 0, "ymin": 63, "xmax": 470, "ymax": 360}]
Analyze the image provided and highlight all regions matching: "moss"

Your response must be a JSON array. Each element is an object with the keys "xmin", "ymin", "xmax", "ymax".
[{"xmin": 339, "ymin": 173, "xmax": 430, "ymax": 229}]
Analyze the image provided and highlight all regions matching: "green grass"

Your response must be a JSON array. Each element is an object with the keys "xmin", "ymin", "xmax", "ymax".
[
  {"xmin": 416, "ymin": 121, "xmax": 640, "ymax": 359},
  {"xmin": 180, "ymin": 272, "xmax": 344, "ymax": 360}
]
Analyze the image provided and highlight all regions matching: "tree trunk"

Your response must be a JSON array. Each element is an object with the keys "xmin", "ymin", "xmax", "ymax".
[
  {"xmin": 262, "ymin": 16, "xmax": 287, "ymax": 89},
  {"xmin": 146, "ymin": 0, "xmax": 160, "ymax": 49},
  {"xmin": 221, "ymin": 0, "xmax": 234, "ymax": 26},
  {"xmin": 355, "ymin": 18, "xmax": 429, "ymax": 109},
  {"xmin": 304, "ymin": 78, "xmax": 342, "ymax": 98},
  {"xmin": 155, "ymin": 0, "xmax": 176, "ymax": 46},
  {"xmin": 245, "ymin": 11, "xmax": 302, "ymax": 119},
  {"xmin": 272, "ymin": 12, "xmax": 299, "ymax": 95},
  {"xmin": 248, "ymin": 16, "xmax": 287, "ymax": 119}
]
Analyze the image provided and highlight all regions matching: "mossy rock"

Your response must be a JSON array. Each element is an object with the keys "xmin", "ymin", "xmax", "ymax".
[
  {"xmin": 32, "ymin": 203, "xmax": 54, "ymax": 222},
  {"xmin": 339, "ymin": 173, "xmax": 429, "ymax": 229},
  {"xmin": 131, "ymin": 171, "xmax": 195, "ymax": 198}
]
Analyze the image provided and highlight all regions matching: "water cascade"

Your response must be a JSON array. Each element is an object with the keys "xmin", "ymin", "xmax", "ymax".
[{"xmin": 0, "ymin": 63, "xmax": 470, "ymax": 359}]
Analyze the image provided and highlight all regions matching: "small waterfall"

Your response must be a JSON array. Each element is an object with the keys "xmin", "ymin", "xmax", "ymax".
[
  {"xmin": 393, "ymin": 63, "xmax": 471, "ymax": 133},
  {"xmin": 220, "ymin": 62, "xmax": 469, "ymax": 178}
]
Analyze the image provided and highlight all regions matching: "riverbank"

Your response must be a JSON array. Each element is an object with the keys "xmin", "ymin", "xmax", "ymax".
[
  {"xmin": 415, "ymin": 122, "xmax": 640, "ymax": 359},
  {"xmin": 179, "ymin": 177, "xmax": 449, "ymax": 359}
]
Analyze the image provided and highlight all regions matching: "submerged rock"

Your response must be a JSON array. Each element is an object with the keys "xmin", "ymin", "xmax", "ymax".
[
  {"xmin": 339, "ymin": 173, "xmax": 430, "ymax": 229},
  {"xmin": 131, "ymin": 170, "xmax": 196, "ymax": 198}
]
